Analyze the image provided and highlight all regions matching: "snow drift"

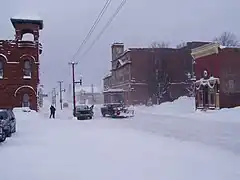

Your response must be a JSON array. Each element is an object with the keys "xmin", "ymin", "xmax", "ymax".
[{"xmin": 136, "ymin": 96, "xmax": 240, "ymax": 123}]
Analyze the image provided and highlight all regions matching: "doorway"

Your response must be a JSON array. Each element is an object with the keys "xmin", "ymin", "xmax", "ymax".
[
  {"xmin": 22, "ymin": 93, "xmax": 30, "ymax": 107},
  {"xmin": 195, "ymin": 78, "xmax": 220, "ymax": 110}
]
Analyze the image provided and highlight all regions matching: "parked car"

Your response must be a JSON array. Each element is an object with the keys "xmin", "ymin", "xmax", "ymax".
[
  {"xmin": 101, "ymin": 103, "xmax": 134, "ymax": 118},
  {"xmin": 0, "ymin": 119, "xmax": 6, "ymax": 142},
  {"xmin": 0, "ymin": 109, "xmax": 16, "ymax": 141},
  {"xmin": 75, "ymin": 104, "xmax": 94, "ymax": 120}
]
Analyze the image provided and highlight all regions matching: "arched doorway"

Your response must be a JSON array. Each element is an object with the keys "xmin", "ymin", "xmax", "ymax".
[{"xmin": 14, "ymin": 85, "xmax": 37, "ymax": 110}]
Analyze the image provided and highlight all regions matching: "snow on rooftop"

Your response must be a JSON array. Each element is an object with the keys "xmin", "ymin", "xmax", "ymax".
[
  {"xmin": 104, "ymin": 73, "xmax": 112, "ymax": 78},
  {"xmin": 12, "ymin": 14, "xmax": 42, "ymax": 21},
  {"xmin": 219, "ymin": 45, "xmax": 240, "ymax": 49},
  {"xmin": 112, "ymin": 42, "xmax": 124, "ymax": 45},
  {"xmin": 219, "ymin": 45, "xmax": 227, "ymax": 49}
]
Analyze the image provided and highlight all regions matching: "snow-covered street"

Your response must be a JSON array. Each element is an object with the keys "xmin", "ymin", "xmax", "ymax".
[{"xmin": 0, "ymin": 100, "xmax": 240, "ymax": 180}]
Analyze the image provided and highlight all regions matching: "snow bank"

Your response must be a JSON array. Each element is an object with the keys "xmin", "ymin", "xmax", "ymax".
[
  {"xmin": 13, "ymin": 107, "xmax": 40, "ymax": 120},
  {"xmin": 194, "ymin": 106, "xmax": 240, "ymax": 123},
  {"xmin": 136, "ymin": 96, "xmax": 195, "ymax": 115},
  {"xmin": 136, "ymin": 96, "xmax": 240, "ymax": 123}
]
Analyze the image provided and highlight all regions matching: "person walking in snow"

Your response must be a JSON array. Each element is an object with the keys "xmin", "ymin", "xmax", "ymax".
[{"xmin": 49, "ymin": 105, "xmax": 56, "ymax": 119}]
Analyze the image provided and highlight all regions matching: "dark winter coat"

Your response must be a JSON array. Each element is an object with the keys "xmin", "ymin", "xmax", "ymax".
[{"xmin": 50, "ymin": 105, "xmax": 56, "ymax": 113}]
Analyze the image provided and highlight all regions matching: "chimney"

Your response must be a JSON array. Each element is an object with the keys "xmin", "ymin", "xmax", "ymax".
[{"xmin": 111, "ymin": 42, "xmax": 124, "ymax": 61}]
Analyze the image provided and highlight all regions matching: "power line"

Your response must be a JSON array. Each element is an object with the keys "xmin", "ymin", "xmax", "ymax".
[
  {"xmin": 71, "ymin": 0, "xmax": 112, "ymax": 62},
  {"xmin": 77, "ymin": 0, "xmax": 127, "ymax": 61}
]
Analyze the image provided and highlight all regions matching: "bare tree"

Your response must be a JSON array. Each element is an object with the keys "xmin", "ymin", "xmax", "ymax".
[
  {"xmin": 150, "ymin": 41, "xmax": 169, "ymax": 48},
  {"xmin": 213, "ymin": 32, "xmax": 239, "ymax": 47},
  {"xmin": 156, "ymin": 72, "xmax": 170, "ymax": 104},
  {"xmin": 159, "ymin": 74, "xmax": 170, "ymax": 97},
  {"xmin": 186, "ymin": 83, "xmax": 195, "ymax": 97},
  {"xmin": 176, "ymin": 42, "xmax": 187, "ymax": 48}
]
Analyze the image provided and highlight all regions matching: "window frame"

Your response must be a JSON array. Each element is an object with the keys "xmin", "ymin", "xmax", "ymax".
[
  {"xmin": 23, "ymin": 60, "xmax": 32, "ymax": 79},
  {"xmin": 0, "ymin": 60, "xmax": 4, "ymax": 79}
]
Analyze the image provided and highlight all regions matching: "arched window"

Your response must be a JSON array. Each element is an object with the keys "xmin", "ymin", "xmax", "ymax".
[
  {"xmin": 21, "ymin": 33, "xmax": 34, "ymax": 41},
  {"xmin": 22, "ymin": 93, "xmax": 30, "ymax": 107},
  {"xmin": 24, "ymin": 60, "xmax": 31, "ymax": 77},
  {"xmin": 0, "ymin": 60, "xmax": 3, "ymax": 78}
]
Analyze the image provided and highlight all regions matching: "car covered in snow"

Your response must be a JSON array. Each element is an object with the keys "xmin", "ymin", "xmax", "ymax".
[
  {"xmin": 0, "ymin": 109, "xmax": 16, "ymax": 142},
  {"xmin": 101, "ymin": 103, "xmax": 134, "ymax": 118},
  {"xmin": 75, "ymin": 104, "xmax": 94, "ymax": 120}
]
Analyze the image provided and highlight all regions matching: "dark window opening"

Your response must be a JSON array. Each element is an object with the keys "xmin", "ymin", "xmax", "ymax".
[
  {"xmin": 0, "ymin": 60, "xmax": 3, "ymax": 78},
  {"xmin": 24, "ymin": 60, "xmax": 31, "ymax": 77},
  {"xmin": 22, "ymin": 93, "xmax": 30, "ymax": 107}
]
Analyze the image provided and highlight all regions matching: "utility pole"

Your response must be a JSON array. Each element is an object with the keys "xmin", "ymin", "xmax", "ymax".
[
  {"xmin": 91, "ymin": 84, "xmax": 94, "ymax": 103},
  {"xmin": 58, "ymin": 81, "xmax": 65, "ymax": 110},
  {"xmin": 68, "ymin": 83, "xmax": 72, "ymax": 102},
  {"xmin": 52, "ymin": 88, "xmax": 57, "ymax": 107},
  {"xmin": 51, "ymin": 89, "xmax": 54, "ymax": 106},
  {"xmin": 68, "ymin": 62, "xmax": 78, "ymax": 116}
]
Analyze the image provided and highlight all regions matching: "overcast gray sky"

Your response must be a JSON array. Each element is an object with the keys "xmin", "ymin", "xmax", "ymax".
[{"xmin": 1, "ymin": 0, "xmax": 240, "ymax": 93}]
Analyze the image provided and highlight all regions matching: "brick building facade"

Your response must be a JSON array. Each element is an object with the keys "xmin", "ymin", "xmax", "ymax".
[
  {"xmin": 103, "ymin": 42, "xmax": 208, "ymax": 105},
  {"xmin": 103, "ymin": 43, "xmax": 154, "ymax": 105},
  {"xmin": 153, "ymin": 41, "xmax": 209, "ymax": 104},
  {"xmin": 0, "ymin": 18, "xmax": 43, "ymax": 111}
]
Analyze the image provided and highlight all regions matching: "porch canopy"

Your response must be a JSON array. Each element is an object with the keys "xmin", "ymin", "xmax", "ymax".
[{"xmin": 195, "ymin": 76, "xmax": 220, "ymax": 90}]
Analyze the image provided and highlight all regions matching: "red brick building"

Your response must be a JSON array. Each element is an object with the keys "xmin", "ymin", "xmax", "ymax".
[
  {"xmin": 103, "ymin": 42, "xmax": 208, "ymax": 105},
  {"xmin": 103, "ymin": 43, "xmax": 151, "ymax": 105},
  {"xmin": 150, "ymin": 42, "xmax": 209, "ymax": 104},
  {"xmin": 0, "ymin": 18, "xmax": 43, "ymax": 111},
  {"xmin": 192, "ymin": 43, "xmax": 240, "ymax": 109}
]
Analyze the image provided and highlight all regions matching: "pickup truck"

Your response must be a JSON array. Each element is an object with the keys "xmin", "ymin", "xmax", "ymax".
[
  {"xmin": 75, "ymin": 104, "xmax": 94, "ymax": 120},
  {"xmin": 101, "ymin": 103, "xmax": 134, "ymax": 118}
]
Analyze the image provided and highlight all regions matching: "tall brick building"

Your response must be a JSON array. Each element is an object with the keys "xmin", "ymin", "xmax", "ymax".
[
  {"xmin": 103, "ymin": 42, "xmax": 208, "ymax": 105},
  {"xmin": 103, "ymin": 43, "xmax": 155, "ymax": 105},
  {"xmin": 152, "ymin": 41, "xmax": 209, "ymax": 104},
  {"xmin": 0, "ymin": 17, "xmax": 43, "ymax": 111}
]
